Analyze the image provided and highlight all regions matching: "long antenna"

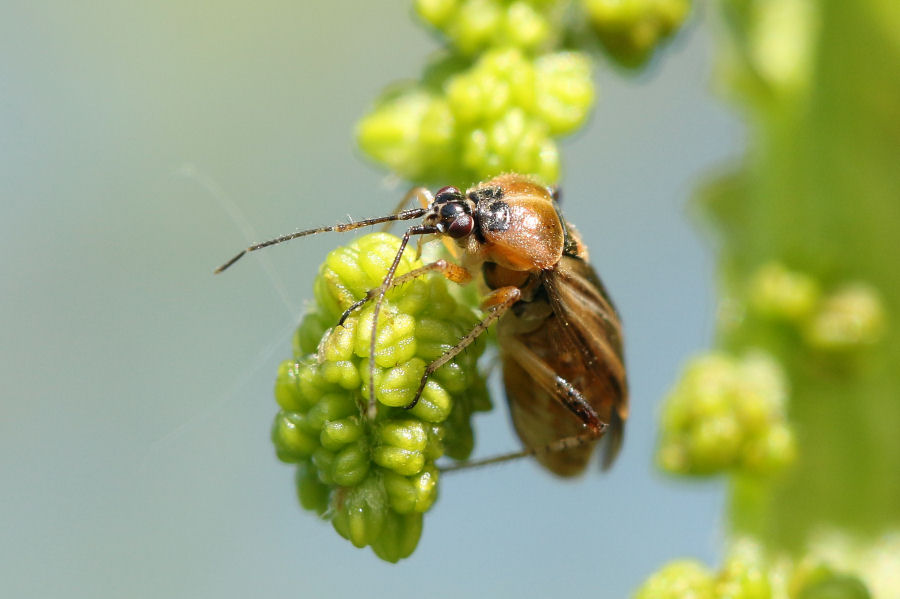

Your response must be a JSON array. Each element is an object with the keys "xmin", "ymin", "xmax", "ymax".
[{"xmin": 214, "ymin": 207, "xmax": 428, "ymax": 274}]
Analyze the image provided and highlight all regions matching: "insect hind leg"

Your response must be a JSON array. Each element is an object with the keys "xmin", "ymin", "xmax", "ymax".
[
  {"xmin": 439, "ymin": 370, "xmax": 608, "ymax": 473},
  {"xmin": 440, "ymin": 336, "xmax": 611, "ymax": 474},
  {"xmin": 439, "ymin": 425, "xmax": 606, "ymax": 473}
]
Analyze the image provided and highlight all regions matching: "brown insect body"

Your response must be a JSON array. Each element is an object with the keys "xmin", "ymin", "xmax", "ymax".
[
  {"xmin": 458, "ymin": 175, "xmax": 628, "ymax": 475},
  {"xmin": 216, "ymin": 173, "xmax": 628, "ymax": 475}
]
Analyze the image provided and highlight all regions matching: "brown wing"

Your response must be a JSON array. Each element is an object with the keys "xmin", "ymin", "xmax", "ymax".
[
  {"xmin": 544, "ymin": 256, "xmax": 628, "ymax": 468},
  {"xmin": 499, "ymin": 255, "xmax": 628, "ymax": 476}
]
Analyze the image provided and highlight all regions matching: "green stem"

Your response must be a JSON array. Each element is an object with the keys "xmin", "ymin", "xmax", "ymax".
[{"xmin": 708, "ymin": 0, "xmax": 900, "ymax": 551}]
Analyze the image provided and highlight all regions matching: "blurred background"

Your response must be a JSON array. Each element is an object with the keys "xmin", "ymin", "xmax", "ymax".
[{"xmin": 1, "ymin": 2, "xmax": 742, "ymax": 597}]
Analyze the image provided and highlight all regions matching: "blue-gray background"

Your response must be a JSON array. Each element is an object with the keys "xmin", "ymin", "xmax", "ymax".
[{"xmin": 1, "ymin": 3, "xmax": 743, "ymax": 597}]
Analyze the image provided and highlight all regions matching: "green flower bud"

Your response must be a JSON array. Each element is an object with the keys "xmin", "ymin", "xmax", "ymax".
[
  {"xmin": 319, "ymin": 359, "xmax": 361, "ymax": 390},
  {"xmin": 294, "ymin": 311, "xmax": 330, "ymax": 357},
  {"xmin": 688, "ymin": 414, "xmax": 742, "ymax": 472},
  {"xmin": 741, "ymin": 423, "xmax": 796, "ymax": 475},
  {"xmin": 504, "ymin": 2, "xmax": 551, "ymax": 50},
  {"xmin": 311, "ymin": 447, "xmax": 337, "ymax": 485},
  {"xmin": 583, "ymin": 0, "xmax": 691, "ymax": 67},
  {"xmin": 796, "ymin": 575, "xmax": 872, "ymax": 599},
  {"xmin": 296, "ymin": 463, "xmax": 330, "ymax": 515},
  {"xmin": 415, "ymin": 0, "xmax": 459, "ymax": 28},
  {"xmin": 332, "ymin": 441, "xmax": 371, "ymax": 487},
  {"xmin": 748, "ymin": 262, "xmax": 821, "ymax": 323},
  {"xmin": 373, "ymin": 446, "xmax": 426, "ymax": 476},
  {"xmin": 383, "ymin": 466, "xmax": 440, "ymax": 514},
  {"xmin": 410, "ymin": 380, "xmax": 454, "ymax": 423},
  {"xmin": 633, "ymin": 559, "xmax": 716, "ymax": 599},
  {"xmin": 305, "ymin": 392, "xmax": 357, "ymax": 432},
  {"xmin": 716, "ymin": 541, "xmax": 773, "ymax": 599},
  {"xmin": 320, "ymin": 417, "xmax": 365, "ymax": 451},
  {"xmin": 369, "ymin": 357, "xmax": 427, "ymax": 408},
  {"xmin": 356, "ymin": 90, "xmax": 435, "ymax": 183},
  {"xmin": 534, "ymin": 52, "xmax": 595, "ymax": 135},
  {"xmin": 425, "ymin": 424, "xmax": 447, "ymax": 461},
  {"xmin": 331, "ymin": 476, "xmax": 388, "ymax": 548},
  {"xmin": 374, "ymin": 420, "xmax": 429, "ymax": 475},
  {"xmin": 450, "ymin": 0, "xmax": 504, "ymax": 55},
  {"xmin": 354, "ymin": 308, "xmax": 418, "ymax": 367},
  {"xmin": 789, "ymin": 560, "xmax": 839, "ymax": 599},
  {"xmin": 293, "ymin": 360, "xmax": 329, "ymax": 408},
  {"xmin": 320, "ymin": 320, "xmax": 356, "ymax": 362},
  {"xmin": 379, "ymin": 420, "xmax": 429, "ymax": 451},
  {"xmin": 371, "ymin": 511, "xmax": 424, "ymax": 563},
  {"xmin": 804, "ymin": 284, "xmax": 886, "ymax": 351},
  {"xmin": 274, "ymin": 360, "xmax": 306, "ymax": 412},
  {"xmin": 272, "ymin": 411, "xmax": 319, "ymax": 463}
]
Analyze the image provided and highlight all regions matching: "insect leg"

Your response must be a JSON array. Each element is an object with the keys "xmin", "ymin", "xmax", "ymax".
[
  {"xmin": 501, "ymin": 335, "xmax": 606, "ymax": 435},
  {"xmin": 439, "ymin": 427, "xmax": 604, "ymax": 473},
  {"xmin": 383, "ymin": 185, "xmax": 462, "ymax": 260},
  {"xmin": 404, "ymin": 286, "xmax": 522, "ymax": 410},
  {"xmin": 366, "ymin": 223, "xmax": 439, "ymax": 419},
  {"xmin": 441, "ymin": 336, "xmax": 610, "ymax": 473},
  {"xmin": 338, "ymin": 259, "xmax": 472, "ymax": 326}
]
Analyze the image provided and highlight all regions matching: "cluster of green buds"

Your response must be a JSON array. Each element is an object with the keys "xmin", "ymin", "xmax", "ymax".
[
  {"xmin": 657, "ymin": 351, "xmax": 796, "ymax": 476},
  {"xmin": 415, "ymin": 0, "xmax": 565, "ymax": 55},
  {"xmin": 634, "ymin": 539, "xmax": 874, "ymax": 599},
  {"xmin": 357, "ymin": 47, "xmax": 593, "ymax": 185},
  {"xmin": 359, "ymin": 0, "xmax": 692, "ymax": 185},
  {"xmin": 748, "ymin": 262, "xmax": 887, "ymax": 353},
  {"xmin": 582, "ymin": 0, "xmax": 691, "ymax": 67},
  {"xmin": 272, "ymin": 233, "xmax": 490, "ymax": 561}
]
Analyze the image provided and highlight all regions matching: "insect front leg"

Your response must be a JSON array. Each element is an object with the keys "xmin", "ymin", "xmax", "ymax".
[
  {"xmin": 381, "ymin": 186, "xmax": 461, "ymax": 260},
  {"xmin": 364, "ymin": 224, "xmax": 439, "ymax": 419},
  {"xmin": 404, "ymin": 286, "xmax": 522, "ymax": 410},
  {"xmin": 338, "ymin": 259, "xmax": 472, "ymax": 326}
]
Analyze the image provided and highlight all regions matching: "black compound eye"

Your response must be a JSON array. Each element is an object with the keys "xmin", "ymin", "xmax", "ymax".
[
  {"xmin": 434, "ymin": 186, "xmax": 463, "ymax": 204},
  {"xmin": 439, "ymin": 202, "xmax": 464, "ymax": 219},
  {"xmin": 446, "ymin": 213, "xmax": 474, "ymax": 239}
]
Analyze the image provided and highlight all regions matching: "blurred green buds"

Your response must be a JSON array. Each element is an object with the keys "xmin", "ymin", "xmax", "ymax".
[
  {"xmin": 634, "ymin": 539, "xmax": 875, "ymax": 599},
  {"xmin": 658, "ymin": 351, "xmax": 796, "ymax": 476},
  {"xmin": 357, "ymin": 47, "xmax": 592, "ymax": 185},
  {"xmin": 583, "ymin": 0, "xmax": 691, "ymax": 67}
]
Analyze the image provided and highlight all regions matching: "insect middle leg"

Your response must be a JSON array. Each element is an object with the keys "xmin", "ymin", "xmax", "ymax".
[{"xmin": 405, "ymin": 286, "xmax": 522, "ymax": 410}]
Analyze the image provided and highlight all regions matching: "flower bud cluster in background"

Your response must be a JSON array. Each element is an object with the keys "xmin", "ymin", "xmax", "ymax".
[
  {"xmin": 358, "ymin": 0, "xmax": 691, "ymax": 187},
  {"xmin": 657, "ymin": 351, "xmax": 795, "ymax": 477},
  {"xmin": 635, "ymin": 538, "xmax": 877, "ymax": 599}
]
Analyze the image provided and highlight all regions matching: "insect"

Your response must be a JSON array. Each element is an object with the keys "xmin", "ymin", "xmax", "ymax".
[{"xmin": 216, "ymin": 173, "xmax": 628, "ymax": 475}]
